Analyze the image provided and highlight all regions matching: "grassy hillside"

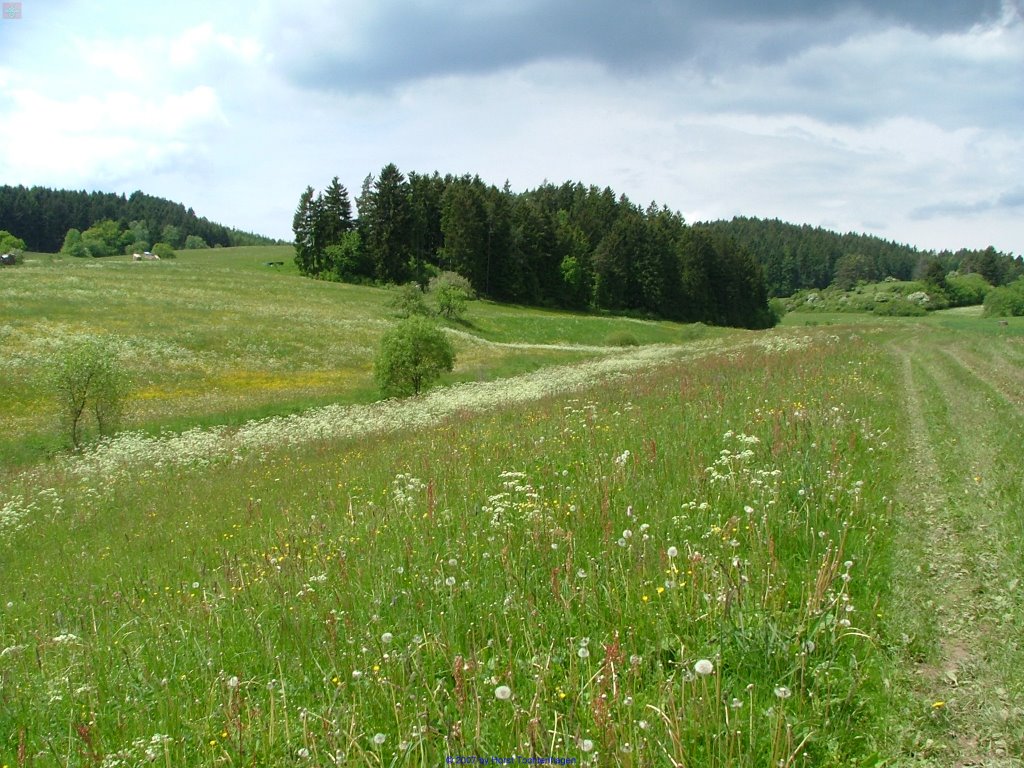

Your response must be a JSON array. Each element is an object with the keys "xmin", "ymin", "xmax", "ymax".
[
  {"xmin": 2, "ymin": 249, "xmax": 1023, "ymax": 765},
  {"xmin": 0, "ymin": 247, "xmax": 711, "ymax": 465}
]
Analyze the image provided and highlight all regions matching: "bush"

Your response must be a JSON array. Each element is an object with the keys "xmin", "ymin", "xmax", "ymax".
[
  {"xmin": 946, "ymin": 273, "xmax": 992, "ymax": 307},
  {"xmin": 428, "ymin": 271, "xmax": 476, "ymax": 298},
  {"xmin": 151, "ymin": 242, "xmax": 176, "ymax": 259},
  {"xmin": 50, "ymin": 337, "xmax": 130, "ymax": 449},
  {"xmin": 603, "ymin": 331, "xmax": 640, "ymax": 347},
  {"xmin": 0, "ymin": 229, "xmax": 26, "ymax": 255},
  {"xmin": 983, "ymin": 278, "xmax": 1024, "ymax": 317},
  {"xmin": 184, "ymin": 235, "xmax": 208, "ymax": 249},
  {"xmin": 873, "ymin": 297, "xmax": 926, "ymax": 316},
  {"xmin": 768, "ymin": 297, "xmax": 788, "ymax": 325},
  {"xmin": 374, "ymin": 317, "xmax": 455, "ymax": 397},
  {"xmin": 389, "ymin": 283, "xmax": 432, "ymax": 318}
]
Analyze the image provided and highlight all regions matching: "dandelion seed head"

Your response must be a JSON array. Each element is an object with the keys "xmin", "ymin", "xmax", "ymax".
[
  {"xmin": 667, "ymin": 546, "xmax": 678, "ymax": 558},
  {"xmin": 372, "ymin": 732, "xmax": 386, "ymax": 745},
  {"xmin": 381, "ymin": 632, "xmax": 393, "ymax": 644},
  {"xmin": 774, "ymin": 686, "xmax": 792, "ymax": 699},
  {"xmin": 694, "ymin": 659, "xmax": 714, "ymax": 676},
  {"xmin": 494, "ymin": 684, "xmax": 512, "ymax": 701}
]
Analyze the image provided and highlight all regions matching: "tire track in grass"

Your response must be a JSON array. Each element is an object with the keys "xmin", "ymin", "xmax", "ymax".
[
  {"xmin": 891, "ymin": 336, "xmax": 1024, "ymax": 766},
  {"xmin": 938, "ymin": 347, "xmax": 1024, "ymax": 415}
]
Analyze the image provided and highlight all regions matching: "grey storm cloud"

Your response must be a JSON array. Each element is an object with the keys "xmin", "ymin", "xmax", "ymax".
[{"xmin": 272, "ymin": 0, "xmax": 1006, "ymax": 91}]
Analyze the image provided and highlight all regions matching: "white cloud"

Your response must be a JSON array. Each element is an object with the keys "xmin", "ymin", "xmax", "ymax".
[{"xmin": 0, "ymin": 85, "xmax": 224, "ymax": 184}]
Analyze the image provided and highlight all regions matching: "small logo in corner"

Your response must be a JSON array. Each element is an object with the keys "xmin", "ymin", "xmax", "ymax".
[{"xmin": 3, "ymin": 2, "xmax": 22, "ymax": 19}]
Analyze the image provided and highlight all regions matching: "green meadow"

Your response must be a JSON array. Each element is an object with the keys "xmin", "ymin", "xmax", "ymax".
[{"xmin": 2, "ymin": 249, "xmax": 1023, "ymax": 766}]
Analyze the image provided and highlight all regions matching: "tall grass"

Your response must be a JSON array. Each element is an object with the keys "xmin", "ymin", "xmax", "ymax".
[{"xmin": 1, "ymin": 331, "xmax": 902, "ymax": 765}]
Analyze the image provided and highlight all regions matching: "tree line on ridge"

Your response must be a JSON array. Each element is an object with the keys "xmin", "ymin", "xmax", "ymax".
[{"xmin": 293, "ymin": 165, "xmax": 776, "ymax": 329}]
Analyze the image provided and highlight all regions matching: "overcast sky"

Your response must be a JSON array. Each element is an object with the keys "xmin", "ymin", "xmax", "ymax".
[{"xmin": 1, "ymin": 0, "xmax": 1021, "ymax": 254}]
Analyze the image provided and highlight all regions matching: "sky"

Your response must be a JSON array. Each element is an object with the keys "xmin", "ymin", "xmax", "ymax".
[{"xmin": 0, "ymin": 0, "xmax": 1021, "ymax": 254}]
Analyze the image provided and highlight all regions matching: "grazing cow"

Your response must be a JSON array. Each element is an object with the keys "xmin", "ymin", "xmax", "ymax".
[
  {"xmin": 0, "ymin": 253, "xmax": 15, "ymax": 266},
  {"xmin": 132, "ymin": 253, "xmax": 142, "ymax": 261},
  {"xmin": 999, "ymin": 320, "xmax": 1009, "ymax": 327}
]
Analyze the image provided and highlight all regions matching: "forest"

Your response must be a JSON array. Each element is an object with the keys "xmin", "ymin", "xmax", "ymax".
[
  {"xmin": 703, "ymin": 216, "xmax": 1023, "ymax": 297},
  {"xmin": 293, "ymin": 166, "xmax": 776, "ymax": 329},
  {"xmin": 0, "ymin": 185, "xmax": 280, "ymax": 253}
]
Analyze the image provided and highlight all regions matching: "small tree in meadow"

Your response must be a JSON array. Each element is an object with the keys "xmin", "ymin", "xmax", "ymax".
[
  {"xmin": 374, "ymin": 317, "xmax": 455, "ymax": 397},
  {"xmin": 51, "ymin": 337, "xmax": 131, "ymax": 449},
  {"xmin": 428, "ymin": 271, "xmax": 474, "ymax": 321},
  {"xmin": 389, "ymin": 282, "xmax": 431, "ymax": 318}
]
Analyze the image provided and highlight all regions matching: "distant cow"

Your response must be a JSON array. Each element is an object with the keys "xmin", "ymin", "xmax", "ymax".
[
  {"xmin": 134, "ymin": 252, "xmax": 160, "ymax": 261},
  {"xmin": 0, "ymin": 253, "xmax": 15, "ymax": 266}
]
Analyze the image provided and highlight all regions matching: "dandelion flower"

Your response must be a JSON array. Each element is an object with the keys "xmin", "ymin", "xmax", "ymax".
[
  {"xmin": 381, "ymin": 632, "xmax": 393, "ymax": 644},
  {"xmin": 494, "ymin": 684, "xmax": 512, "ymax": 700},
  {"xmin": 774, "ymin": 686, "xmax": 792, "ymax": 699},
  {"xmin": 694, "ymin": 659, "xmax": 714, "ymax": 676},
  {"xmin": 580, "ymin": 738, "xmax": 594, "ymax": 752},
  {"xmin": 445, "ymin": 576, "xmax": 456, "ymax": 587},
  {"xmin": 577, "ymin": 647, "xmax": 590, "ymax": 659},
  {"xmin": 372, "ymin": 732, "xmax": 386, "ymax": 745},
  {"xmin": 667, "ymin": 546, "xmax": 678, "ymax": 558}
]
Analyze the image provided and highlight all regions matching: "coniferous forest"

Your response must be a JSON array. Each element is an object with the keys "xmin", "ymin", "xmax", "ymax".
[
  {"xmin": 293, "ymin": 166, "xmax": 777, "ymax": 329},
  {"xmin": 702, "ymin": 217, "xmax": 1023, "ymax": 297},
  {"xmin": 0, "ymin": 185, "xmax": 280, "ymax": 253}
]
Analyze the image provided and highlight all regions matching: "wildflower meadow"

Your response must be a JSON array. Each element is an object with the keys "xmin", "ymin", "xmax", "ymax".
[{"xmin": 2, "ymin": 250, "xmax": 1023, "ymax": 765}]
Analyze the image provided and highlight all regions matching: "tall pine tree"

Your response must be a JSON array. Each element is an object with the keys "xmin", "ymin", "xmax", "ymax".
[{"xmin": 292, "ymin": 186, "xmax": 319, "ymax": 275}]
